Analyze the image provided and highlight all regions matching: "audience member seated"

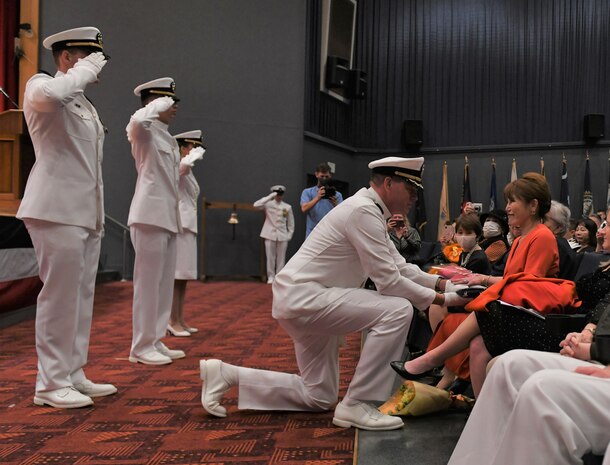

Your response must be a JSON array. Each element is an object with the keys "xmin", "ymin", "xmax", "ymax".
[
  {"xmin": 401, "ymin": 202, "xmax": 610, "ymax": 400},
  {"xmin": 447, "ymin": 347, "xmax": 610, "ymax": 465},
  {"xmin": 478, "ymin": 209, "xmax": 509, "ymax": 275},
  {"xmin": 392, "ymin": 173, "xmax": 560, "ymax": 397},
  {"xmin": 427, "ymin": 213, "xmax": 491, "ymax": 391},
  {"xmin": 567, "ymin": 217, "xmax": 580, "ymax": 249},
  {"xmin": 544, "ymin": 200, "xmax": 578, "ymax": 279},
  {"xmin": 574, "ymin": 217, "xmax": 598, "ymax": 254},
  {"xmin": 387, "ymin": 214, "xmax": 422, "ymax": 263},
  {"xmin": 450, "ymin": 291, "xmax": 610, "ymax": 465}
]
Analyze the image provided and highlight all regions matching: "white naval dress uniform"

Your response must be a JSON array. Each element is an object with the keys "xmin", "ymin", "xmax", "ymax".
[
  {"xmin": 126, "ymin": 106, "xmax": 182, "ymax": 358},
  {"xmin": 448, "ymin": 349, "xmax": 610, "ymax": 465},
  {"xmin": 17, "ymin": 68, "xmax": 105, "ymax": 393},
  {"xmin": 236, "ymin": 187, "xmax": 439, "ymax": 411},
  {"xmin": 175, "ymin": 171, "xmax": 200, "ymax": 280},
  {"xmin": 253, "ymin": 193, "xmax": 295, "ymax": 281}
]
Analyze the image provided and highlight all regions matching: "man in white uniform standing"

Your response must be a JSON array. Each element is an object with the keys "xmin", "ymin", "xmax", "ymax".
[
  {"xmin": 253, "ymin": 185, "xmax": 295, "ymax": 284},
  {"xmin": 127, "ymin": 78, "xmax": 185, "ymax": 365},
  {"xmin": 17, "ymin": 27, "xmax": 117, "ymax": 408},
  {"xmin": 200, "ymin": 157, "xmax": 470, "ymax": 430}
]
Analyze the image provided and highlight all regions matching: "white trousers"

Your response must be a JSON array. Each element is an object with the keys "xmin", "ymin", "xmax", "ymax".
[
  {"xmin": 448, "ymin": 349, "xmax": 610, "ymax": 465},
  {"xmin": 264, "ymin": 239, "xmax": 288, "ymax": 280},
  {"xmin": 24, "ymin": 219, "xmax": 101, "ymax": 393},
  {"xmin": 237, "ymin": 288, "xmax": 412, "ymax": 411},
  {"xmin": 130, "ymin": 224, "xmax": 177, "ymax": 357}
]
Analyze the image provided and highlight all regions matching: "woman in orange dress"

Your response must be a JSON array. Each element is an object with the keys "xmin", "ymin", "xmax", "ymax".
[{"xmin": 392, "ymin": 172, "xmax": 559, "ymax": 397}]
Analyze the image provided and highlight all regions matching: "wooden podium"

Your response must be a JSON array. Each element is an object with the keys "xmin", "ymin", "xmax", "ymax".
[{"xmin": 0, "ymin": 110, "xmax": 34, "ymax": 216}]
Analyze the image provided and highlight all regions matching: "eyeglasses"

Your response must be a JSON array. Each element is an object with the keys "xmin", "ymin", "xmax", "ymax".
[{"xmin": 600, "ymin": 221, "xmax": 607, "ymax": 230}]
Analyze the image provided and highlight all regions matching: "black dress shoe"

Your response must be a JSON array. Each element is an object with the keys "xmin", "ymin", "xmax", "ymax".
[{"xmin": 390, "ymin": 361, "xmax": 436, "ymax": 380}]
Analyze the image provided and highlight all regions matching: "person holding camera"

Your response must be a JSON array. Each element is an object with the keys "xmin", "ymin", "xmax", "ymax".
[
  {"xmin": 387, "ymin": 213, "xmax": 421, "ymax": 263},
  {"xmin": 253, "ymin": 185, "xmax": 295, "ymax": 284},
  {"xmin": 300, "ymin": 162, "xmax": 344, "ymax": 237}
]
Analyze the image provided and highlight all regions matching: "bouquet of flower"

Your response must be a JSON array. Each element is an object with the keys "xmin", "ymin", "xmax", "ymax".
[{"xmin": 378, "ymin": 380, "xmax": 474, "ymax": 417}]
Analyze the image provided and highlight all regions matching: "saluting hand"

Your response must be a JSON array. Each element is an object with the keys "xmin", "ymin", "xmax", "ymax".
[
  {"xmin": 75, "ymin": 52, "xmax": 107, "ymax": 82},
  {"xmin": 147, "ymin": 96, "xmax": 175, "ymax": 115}
]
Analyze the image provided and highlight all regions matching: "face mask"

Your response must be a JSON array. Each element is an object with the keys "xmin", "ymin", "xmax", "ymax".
[
  {"xmin": 482, "ymin": 221, "xmax": 502, "ymax": 238},
  {"xmin": 455, "ymin": 234, "xmax": 477, "ymax": 251}
]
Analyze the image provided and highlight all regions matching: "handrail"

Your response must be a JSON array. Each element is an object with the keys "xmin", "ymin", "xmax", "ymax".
[
  {"xmin": 104, "ymin": 214, "xmax": 129, "ymax": 232},
  {"xmin": 104, "ymin": 214, "xmax": 130, "ymax": 281}
]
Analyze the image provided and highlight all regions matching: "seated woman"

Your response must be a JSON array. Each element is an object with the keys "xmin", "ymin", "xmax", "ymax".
[
  {"xmin": 544, "ymin": 200, "xmax": 579, "ymax": 279},
  {"xmin": 427, "ymin": 213, "xmax": 491, "ymax": 391},
  {"xmin": 574, "ymin": 217, "xmax": 598, "ymax": 254},
  {"xmin": 401, "ymin": 202, "xmax": 610, "ymax": 400},
  {"xmin": 478, "ymin": 209, "xmax": 509, "ymax": 273},
  {"xmin": 387, "ymin": 214, "xmax": 422, "ymax": 263},
  {"xmin": 392, "ymin": 172, "xmax": 560, "ymax": 396}
]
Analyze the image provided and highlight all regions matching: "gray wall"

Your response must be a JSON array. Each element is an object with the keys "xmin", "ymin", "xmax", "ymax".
[{"xmin": 38, "ymin": 0, "xmax": 307, "ymax": 277}]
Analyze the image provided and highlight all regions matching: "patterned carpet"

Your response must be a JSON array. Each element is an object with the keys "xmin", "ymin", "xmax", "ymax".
[{"xmin": 0, "ymin": 281, "xmax": 359, "ymax": 464}]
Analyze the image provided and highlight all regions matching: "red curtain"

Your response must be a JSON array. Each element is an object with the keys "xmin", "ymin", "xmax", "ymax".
[{"xmin": 0, "ymin": 0, "xmax": 19, "ymax": 112}]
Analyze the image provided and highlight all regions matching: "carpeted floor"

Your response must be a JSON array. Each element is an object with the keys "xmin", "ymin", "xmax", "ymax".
[{"xmin": 0, "ymin": 281, "xmax": 359, "ymax": 465}]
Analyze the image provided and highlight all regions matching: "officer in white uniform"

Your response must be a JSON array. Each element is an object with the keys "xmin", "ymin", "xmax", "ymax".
[
  {"xmin": 17, "ymin": 27, "xmax": 117, "ymax": 408},
  {"xmin": 199, "ymin": 157, "xmax": 470, "ymax": 430},
  {"xmin": 168, "ymin": 130, "xmax": 205, "ymax": 337},
  {"xmin": 127, "ymin": 78, "xmax": 185, "ymax": 365},
  {"xmin": 253, "ymin": 185, "xmax": 295, "ymax": 284},
  {"xmin": 448, "ymin": 349, "xmax": 610, "ymax": 465}
]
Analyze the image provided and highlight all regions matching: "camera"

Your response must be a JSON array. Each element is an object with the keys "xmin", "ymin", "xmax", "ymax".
[
  {"xmin": 394, "ymin": 219, "xmax": 405, "ymax": 228},
  {"xmin": 319, "ymin": 178, "xmax": 336, "ymax": 199}
]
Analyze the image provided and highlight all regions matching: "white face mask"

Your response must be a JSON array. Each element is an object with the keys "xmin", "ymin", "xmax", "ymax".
[
  {"xmin": 455, "ymin": 234, "xmax": 478, "ymax": 251},
  {"xmin": 482, "ymin": 221, "xmax": 502, "ymax": 238}
]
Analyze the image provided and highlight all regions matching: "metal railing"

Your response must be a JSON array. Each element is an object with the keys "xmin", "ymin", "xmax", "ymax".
[{"xmin": 104, "ymin": 214, "xmax": 130, "ymax": 281}]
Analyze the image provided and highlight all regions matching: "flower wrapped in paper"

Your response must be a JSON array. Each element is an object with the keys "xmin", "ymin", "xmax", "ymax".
[{"xmin": 378, "ymin": 380, "xmax": 474, "ymax": 417}]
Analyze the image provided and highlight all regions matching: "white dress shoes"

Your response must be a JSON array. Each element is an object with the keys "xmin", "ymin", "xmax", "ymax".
[
  {"xmin": 185, "ymin": 326, "xmax": 198, "ymax": 333},
  {"xmin": 333, "ymin": 400, "xmax": 404, "ymax": 430},
  {"xmin": 167, "ymin": 324, "xmax": 191, "ymax": 337},
  {"xmin": 200, "ymin": 359, "xmax": 231, "ymax": 417},
  {"xmin": 156, "ymin": 342, "xmax": 186, "ymax": 360},
  {"xmin": 33, "ymin": 387, "xmax": 94, "ymax": 409},
  {"xmin": 74, "ymin": 379, "xmax": 118, "ymax": 398},
  {"xmin": 129, "ymin": 350, "xmax": 173, "ymax": 365}
]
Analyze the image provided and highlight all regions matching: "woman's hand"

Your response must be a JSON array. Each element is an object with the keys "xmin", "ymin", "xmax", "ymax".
[
  {"xmin": 575, "ymin": 364, "xmax": 610, "ymax": 379},
  {"xmin": 559, "ymin": 333, "xmax": 591, "ymax": 360},
  {"xmin": 452, "ymin": 273, "xmax": 486, "ymax": 286}
]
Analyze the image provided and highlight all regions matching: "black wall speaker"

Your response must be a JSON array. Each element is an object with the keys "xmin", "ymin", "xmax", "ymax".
[
  {"xmin": 584, "ymin": 114, "xmax": 605, "ymax": 139},
  {"xmin": 325, "ymin": 56, "xmax": 349, "ymax": 89},
  {"xmin": 403, "ymin": 120, "xmax": 423, "ymax": 146},
  {"xmin": 347, "ymin": 69, "xmax": 367, "ymax": 99}
]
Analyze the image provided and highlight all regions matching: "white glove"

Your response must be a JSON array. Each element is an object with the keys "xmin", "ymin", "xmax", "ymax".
[
  {"xmin": 146, "ymin": 96, "xmax": 175, "ymax": 118},
  {"xmin": 181, "ymin": 146, "xmax": 205, "ymax": 166},
  {"xmin": 74, "ymin": 52, "xmax": 107, "ymax": 82},
  {"xmin": 445, "ymin": 282, "xmax": 469, "ymax": 293},
  {"xmin": 443, "ymin": 292, "xmax": 472, "ymax": 307}
]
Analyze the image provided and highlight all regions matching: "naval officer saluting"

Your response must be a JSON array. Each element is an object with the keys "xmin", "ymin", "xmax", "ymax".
[
  {"xmin": 253, "ymin": 185, "xmax": 295, "ymax": 284},
  {"xmin": 127, "ymin": 78, "xmax": 185, "ymax": 365},
  {"xmin": 18, "ymin": 26, "xmax": 117, "ymax": 408}
]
